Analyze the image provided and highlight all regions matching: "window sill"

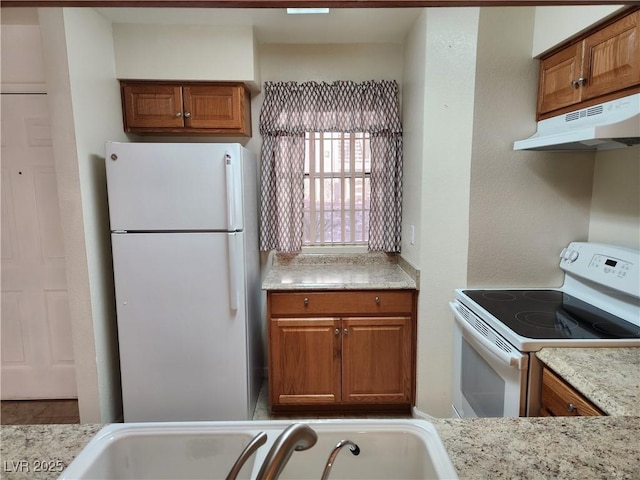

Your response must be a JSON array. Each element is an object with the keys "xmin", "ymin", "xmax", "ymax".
[{"xmin": 301, "ymin": 245, "xmax": 369, "ymax": 255}]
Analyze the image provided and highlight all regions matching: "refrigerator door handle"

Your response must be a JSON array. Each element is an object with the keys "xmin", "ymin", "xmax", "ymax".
[
  {"xmin": 227, "ymin": 233, "xmax": 239, "ymax": 311},
  {"xmin": 225, "ymin": 152, "xmax": 237, "ymax": 231}
]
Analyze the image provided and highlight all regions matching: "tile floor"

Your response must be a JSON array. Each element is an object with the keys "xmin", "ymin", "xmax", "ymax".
[
  {"xmin": 1, "ymin": 399, "xmax": 80, "ymax": 425},
  {"xmin": 1, "ymin": 382, "xmax": 411, "ymax": 425},
  {"xmin": 252, "ymin": 382, "xmax": 412, "ymax": 420}
]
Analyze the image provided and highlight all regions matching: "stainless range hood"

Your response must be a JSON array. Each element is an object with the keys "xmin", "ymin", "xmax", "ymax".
[{"xmin": 514, "ymin": 93, "xmax": 640, "ymax": 152}]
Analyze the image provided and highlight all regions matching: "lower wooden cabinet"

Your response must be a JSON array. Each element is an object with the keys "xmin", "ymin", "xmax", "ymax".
[
  {"xmin": 540, "ymin": 366, "xmax": 604, "ymax": 417},
  {"xmin": 267, "ymin": 290, "xmax": 416, "ymax": 414},
  {"xmin": 270, "ymin": 317, "xmax": 342, "ymax": 406}
]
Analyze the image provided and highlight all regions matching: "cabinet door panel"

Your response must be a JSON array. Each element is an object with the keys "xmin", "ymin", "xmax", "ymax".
[
  {"xmin": 341, "ymin": 316, "xmax": 412, "ymax": 404},
  {"xmin": 541, "ymin": 367, "xmax": 603, "ymax": 417},
  {"xmin": 270, "ymin": 317, "xmax": 341, "ymax": 405},
  {"xmin": 122, "ymin": 84, "xmax": 184, "ymax": 129},
  {"xmin": 538, "ymin": 43, "xmax": 582, "ymax": 115},
  {"xmin": 582, "ymin": 11, "xmax": 640, "ymax": 100},
  {"xmin": 183, "ymin": 85, "xmax": 244, "ymax": 130}
]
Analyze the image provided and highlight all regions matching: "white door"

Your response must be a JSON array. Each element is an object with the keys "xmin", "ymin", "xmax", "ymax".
[
  {"xmin": 1, "ymin": 94, "xmax": 77, "ymax": 399},
  {"xmin": 111, "ymin": 232, "xmax": 249, "ymax": 422},
  {"xmin": 105, "ymin": 142, "xmax": 244, "ymax": 232}
]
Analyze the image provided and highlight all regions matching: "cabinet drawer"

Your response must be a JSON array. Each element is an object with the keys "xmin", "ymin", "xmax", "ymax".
[
  {"xmin": 269, "ymin": 291, "xmax": 414, "ymax": 316},
  {"xmin": 541, "ymin": 367, "xmax": 604, "ymax": 417}
]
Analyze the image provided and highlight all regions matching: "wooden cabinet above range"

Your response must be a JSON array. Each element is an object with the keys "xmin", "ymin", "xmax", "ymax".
[
  {"xmin": 537, "ymin": 8, "xmax": 640, "ymax": 119},
  {"xmin": 120, "ymin": 81, "xmax": 251, "ymax": 136}
]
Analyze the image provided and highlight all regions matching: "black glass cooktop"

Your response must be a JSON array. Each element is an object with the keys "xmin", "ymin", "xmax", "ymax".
[{"xmin": 462, "ymin": 289, "xmax": 640, "ymax": 340}]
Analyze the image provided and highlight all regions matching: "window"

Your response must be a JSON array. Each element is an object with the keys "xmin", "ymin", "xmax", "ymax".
[
  {"xmin": 303, "ymin": 132, "xmax": 371, "ymax": 245},
  {"xmin": 259, "ymin": 80, "xmax": 402, "ymax": 253}
]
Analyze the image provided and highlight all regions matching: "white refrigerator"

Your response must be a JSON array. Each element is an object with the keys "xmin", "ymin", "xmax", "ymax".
[{"xmin": 105, "ymin": 142, "xmax": 263, "ymax": 422}]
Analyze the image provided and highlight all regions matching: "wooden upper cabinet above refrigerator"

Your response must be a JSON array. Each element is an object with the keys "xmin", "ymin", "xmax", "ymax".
[
  {"xmin": 120, "ymin": 81, "xmax": 252, "ymax": 136},
  {"xmin": 537, "ymin": 8, "xmax": 640, "ymax": 120}
]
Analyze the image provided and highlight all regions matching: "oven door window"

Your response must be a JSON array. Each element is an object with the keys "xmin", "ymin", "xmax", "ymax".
[
  {"xmin": 461, "ymin": 338, "xmax": 505, "ymax": 417},
  {"xmin": 451, "ymin": 304, "xmax": 528, "ymax": 418}
]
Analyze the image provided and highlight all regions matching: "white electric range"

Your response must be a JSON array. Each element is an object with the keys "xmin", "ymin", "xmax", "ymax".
[{"xmin": 450, "ymin": 242, "xmax": 640, "ymax": 418}]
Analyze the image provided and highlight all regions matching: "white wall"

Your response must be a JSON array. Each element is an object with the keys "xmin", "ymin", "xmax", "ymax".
[
  {"xmin": 112, "ymin": 23, "xmax": 260, "ymax": 90},
  {"xmin": 589, "ymin": 147, "xmax": 640, "ymax": 250},
  {"xmin": 404, "ymin": 7, "xmax": 597, "ymax": 417},
  {"xmin": 531, "ymin": 5, "xmax": 626, "ymax": 57},
  {"xmin": 39, "ymin": 7, "xmax": 127, "ymax": 423},
  {"xmin": 468, "ymin": 8, "xmax": 594, "ymax": 290},
  {"xmin": 402, "ymin": 8, "xmax": 479, "ymax": 417},
  {"xmin": 400, "ymin": 13, "xmax": 426, "ymax": 266}
]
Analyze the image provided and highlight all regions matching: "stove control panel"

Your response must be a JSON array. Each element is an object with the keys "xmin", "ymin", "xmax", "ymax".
[
  {"xmin": 560, "ymin": 242, "xmax": 639, "ymax": 299},
  {"xmin": 588, "ymin": 254, "xmax": 632, "ymax": 278}
]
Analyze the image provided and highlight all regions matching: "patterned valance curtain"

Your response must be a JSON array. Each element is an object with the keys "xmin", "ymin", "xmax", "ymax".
[{"xmin": 259, "ymin": 80, "xmax": 403, "ymax": 253}]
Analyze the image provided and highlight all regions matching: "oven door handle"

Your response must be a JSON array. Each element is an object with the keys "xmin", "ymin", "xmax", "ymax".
[{"xmin": 450, "ymin": 302, "xmax": 527, "ymax": 370}]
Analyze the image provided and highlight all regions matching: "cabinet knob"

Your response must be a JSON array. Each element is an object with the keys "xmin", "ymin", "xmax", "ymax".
[
  {"xmin": 184, "ymin": 112, "xmax": 192, "ymax": 118},
  {"xmin": 375, "ymin": 296, "xmax": 380, "ymax": 304},
  {"xmin": 571, "ymin": 77, "xmax": 587, "ymax": 89},
  {"xmin": 175, "ymin": 112, "xmax": 182, "ymax": 117},
  {"xmin": 566, "ymin": 403, "xmax": 577, "ymax": 413},
  {"xmin": 303, "ymin": 297, "xmax": 309, "ymax": 306},
  {"xmin": 343, "ymin": 328, "xmax": 348, "ymax": 335},
  {"xmin": 335, "ymin": 328, "xmax": 340, "ymax": 336}
]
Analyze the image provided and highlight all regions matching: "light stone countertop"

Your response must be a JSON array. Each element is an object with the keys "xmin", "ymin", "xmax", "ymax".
[
  {"xmin": 2, "ymin": 417, "xmax": 639, "ymax": 480},
  {"xmin": 261, "ymin": 252, "xmax": 418, "ymax": 291},
  {"xmin": 536, "ymin": 347, "xmax": 640, "ymax": 416},
  {"xmin": 434, "ymin": 416, "xmax": 640, "ymax": 479},
  {"xmin": 1, "ymin": 424, "xmax": 102, "ymax": 480}
]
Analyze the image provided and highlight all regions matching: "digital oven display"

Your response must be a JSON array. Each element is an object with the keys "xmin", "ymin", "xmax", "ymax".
[{"xmin": 605, "ymin": 259, "xmax": 617, "ymax": 267}]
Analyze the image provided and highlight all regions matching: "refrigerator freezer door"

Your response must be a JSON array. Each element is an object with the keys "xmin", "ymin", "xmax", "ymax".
[
  {"xmin": 105, "ymin": 142, "xmax": 243, "ymax": 232},
  {"xmin": 111, "ymin": 232, "xmax": 250, "ymax": 422}
]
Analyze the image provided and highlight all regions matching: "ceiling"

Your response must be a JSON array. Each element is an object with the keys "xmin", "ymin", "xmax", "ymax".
[{"xmin": 94, "ymin": 8, "xmax": 421, "ymax": 44}]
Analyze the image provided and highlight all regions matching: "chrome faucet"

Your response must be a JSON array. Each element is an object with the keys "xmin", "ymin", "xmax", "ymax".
[
  {"xmin": 226, "ymin": 431, "xmax": 268, "ymax": 480},
  {"xmin": 320, "ymin": 440, "xmax": 360, "ymax": 480},
  {"xmin": 255, "ymin": 423, "xmax": 318, "ymax": 480}
]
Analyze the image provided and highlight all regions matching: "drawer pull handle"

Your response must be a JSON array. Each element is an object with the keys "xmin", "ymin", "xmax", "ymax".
[
  {"xmin": 567, "ymin": 403, "xmax": 577, "ymax": 413},
  {"xmin": 375, "ymin": 296, "xmax": 380, "ymax": 304},
  {"xmin": 303, "ymin": 297, "xmax": 309, "ymax": 306}
]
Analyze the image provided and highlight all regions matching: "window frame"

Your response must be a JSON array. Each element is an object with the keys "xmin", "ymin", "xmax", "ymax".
[{"xmin": 302, "ymin": 131, "xmax": 371, "ymax": 247}]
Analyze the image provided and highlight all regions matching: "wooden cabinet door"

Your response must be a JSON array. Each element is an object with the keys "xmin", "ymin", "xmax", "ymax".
[
  {"xmin": 582, "ymin": 10, "xmax": 640, "ymax": 101},
  {"xmin": 183, "ymin": 84, "xmax": 246, "ymax": 131},
  {"xmin": 341, "ymin": 316, "xmax": 412, "ymax": 404},
  {"xmin": 540, "ymin": 367, "xmax": 604, "ymax": 417},
  {"xmin": 537, "ymin": 43, "xmax": 583, "ymax": 115},
  {"xmin": 270, "ymin": 317, "xmax": 341, "ymax": 405},
  {"xmin": 122, "ymin": 83, "xmax": 184, "ymax": 129}
]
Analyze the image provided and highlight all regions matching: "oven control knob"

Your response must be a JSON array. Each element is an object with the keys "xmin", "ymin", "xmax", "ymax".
[{"xmin": 568, "ymin": 250, "xmax": 579, "ymax": 262}]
